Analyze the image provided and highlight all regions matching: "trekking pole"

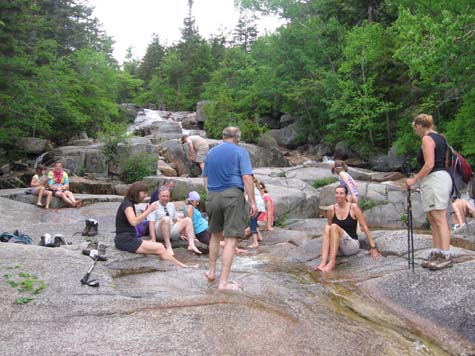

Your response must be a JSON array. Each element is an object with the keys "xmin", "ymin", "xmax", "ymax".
[
  {"xmin": 80, "ymin": 249, "xmax": 100, "ymax": 286},
  {"xmin": 406, "ymin": 188, "xmax": 415, "ymax": 271},
  {"xmin": 403, "ymin": 158, "xmax": 415, "ymax": 271}
]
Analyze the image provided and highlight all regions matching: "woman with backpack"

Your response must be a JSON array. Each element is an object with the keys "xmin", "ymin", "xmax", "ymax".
[{"xmin": 406, "ymin": 113, "xmax": 453, "ymax": 271}]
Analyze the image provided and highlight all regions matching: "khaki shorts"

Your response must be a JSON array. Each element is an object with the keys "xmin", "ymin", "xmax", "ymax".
[
  {"xmin": 194, "ymin": 146, "xmax": 209, "ymax": 163},
  {"xmin": 339, "ymin": 232, "xmax": 360, "ymax": 256},
  {"xmin": 154, "ymin": 218, "xmax": 182, "ymax": 240},
  {"xmin": 207, "ymin": 188, "xmax": 248, "ymax": 238},
  {"xmin": 420, "ymin": 170, "xmax": 452, "ymax": 213}
]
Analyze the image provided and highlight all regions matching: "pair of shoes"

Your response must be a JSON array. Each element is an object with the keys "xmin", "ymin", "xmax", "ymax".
[
  {"xmin": 39, "ymin": 233, "xmax": 65, "ymax": 247},
  {"xmin": 452, "ymin": 224, "xmax": 461, "ymax": 231},
  {"xmin": 421, "ymin": 251, "xmax": 440, "ymax": 268},
  {"xmin": 427, "ymin": 254, "xmax": 453, "ymax": 271}
]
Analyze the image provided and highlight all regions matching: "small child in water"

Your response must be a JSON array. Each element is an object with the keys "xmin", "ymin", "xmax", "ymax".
[{"xmin": 331, "ymin": 160, "xmax": 359, "ymax": 204}]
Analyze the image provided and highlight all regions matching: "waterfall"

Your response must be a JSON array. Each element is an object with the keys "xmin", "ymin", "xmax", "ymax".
[
  {"xmin": 34, "ymin": 152, "xmax": 48, "ymax": 168},
  {"xmin": 127, "ymin": 109, "xmax": 206, "ymax": 138}
]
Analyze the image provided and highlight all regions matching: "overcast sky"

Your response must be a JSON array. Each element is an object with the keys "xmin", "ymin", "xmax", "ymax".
[{"xmin": 87, "ymin": 0, "xmax": 283, "ymax": 63}]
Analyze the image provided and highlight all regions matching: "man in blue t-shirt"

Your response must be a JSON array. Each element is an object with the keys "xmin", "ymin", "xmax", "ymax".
[{"xmin": 203, "ymin": 126, "xmax": 257, "ymax": 290}]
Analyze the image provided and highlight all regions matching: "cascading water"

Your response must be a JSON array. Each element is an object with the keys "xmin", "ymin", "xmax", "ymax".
[{"xmin": 127, "ymin": 109, "xmax": 206, "ymax": 138}]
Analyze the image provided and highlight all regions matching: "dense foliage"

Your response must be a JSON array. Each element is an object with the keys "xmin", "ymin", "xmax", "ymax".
[
  {"xmin": 0, "ymin": 0, "xmax": 138, "ymax": 151},
  {"xmin": 1, "ymin": 0, "xmax": 474, "ymax": 164}
]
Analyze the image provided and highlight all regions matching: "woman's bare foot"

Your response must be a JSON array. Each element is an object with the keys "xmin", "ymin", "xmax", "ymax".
[
  {"xmin": 314, "ymin": 262, "xmax": 327, "ymax": 271},
  {"xmin": 248, "ymin": 242, "xmax": 259, "ymax": 249},
  {"xmin": 235, "ymin": 247, "xmax": 249, "ymax": 254},
  {"xmin": 74, "ymin": 200, "xmax": 82, "ymax": 208},
  {"xmin": 37, "ymin": 203, "xmax": 43, "ymax": 207},
  {"xmin": 320, "ymin": 262, "xmax": 336, "ymax": 272},
  {"xmin": 218, "ymin": 281, "xmax": 241, "ymax": 291},
  {"xmin": 188, "ymin": 245, "xmax": 202, "ymax": 255},
  {"xmin": 205, "ymin": 271, "xmax": 215, "ymax": 282},
  {"xmin": 167, "ymin": 247, "xmax": 175, "ymax": 256},
  {"xmin": 185, "ymin": 263, "xmax": 199, "ymax": 268}
]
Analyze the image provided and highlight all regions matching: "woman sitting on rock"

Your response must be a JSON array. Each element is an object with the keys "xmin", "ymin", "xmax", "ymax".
[
  {"xmin": 30, "ymin": 165, "xmax": 52, "ymax": 209},
  {"xmin": 184, "ymin": 191, "xmax": 211, "ymax": 246},
  {"xmin": 114, "ymin": 181, "xmax": 194, "ymax": 268},
  {"xmin": 315, "ymin": 185, "xmax": 380, "ymax": 272}
]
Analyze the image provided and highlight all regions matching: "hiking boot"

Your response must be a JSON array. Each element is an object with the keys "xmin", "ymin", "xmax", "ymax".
[
  {"xmin": 81, "ymin": 219, "xmax": 91, "ymax": 236},
  {"xmin": 427, "ymin": 254, "xmax": 453, "ymax": 271},
  {"xmin": 87, "ymin": 219, "xmax": 98, "ymax": 237},
  {"xmin": 53, "ymin": 234, "xmax": 66, "ymax": 247},
  {"xmin": 421, "ymin": 251, "xmax": 440, "ymax": 268}
]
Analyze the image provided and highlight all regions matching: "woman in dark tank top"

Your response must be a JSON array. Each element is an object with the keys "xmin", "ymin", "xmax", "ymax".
[
  {"xmin": 315, "ymin": 185, "xmax": 380, "ymax": 272},
  {"xmin": 406, "ymin": 113, "xmax": 453, "ymax": 270}
]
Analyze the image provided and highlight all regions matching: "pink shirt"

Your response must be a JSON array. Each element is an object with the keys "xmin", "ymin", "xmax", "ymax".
[{"xmin": 258, "ymin": 194, "xmax": 274, "ymax": 225}]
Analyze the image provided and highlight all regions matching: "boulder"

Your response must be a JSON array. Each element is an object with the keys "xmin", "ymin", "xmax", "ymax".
[
  {"xmin": 17, "ymin": 137, "xmax": 51, "ymax": 154},
  {"xmin": 257, "ymin": 132, "xmax": 278, "ymax": 148},
  {"xmin": 84, "ymin": 150, "xmax": 108, "ymax": 176},
  {"xmin": 308, "ymin": 143, "xmax": 333, "ymax": 158},
  {"xmin": 333, "ymin": 141, "xmax": 353, "ymax": 160},
  {"xmin": 280, "ymin": 113, "xmax": 298, "ymax": 127},
  {"xmin": 116, "ymin": 137, "xmax": 159, "ymax": 161},
  {"xmin": 156, "ymin": 160, "xmax": 177, "ymax": 177},
  {"xmin": 269, "ymin": 121, "xmax": 302, "ymax": 149},
  {"xmin": 69, "ymin": 138, "xmax": 95, "ymax": 146},
  {"xmin": 369, "ymin": 152, "xmax": 405, "ymax": 172},
  {"xmin": 40, "ymin": 145, "xmax": 108, "ymax": 176},
  {"xmin": 158, "ymin": 140, "xmax": 189, "ymax": 176},
  {"xmin": 69, "ymin": 177, "xmax": 116, "ymax": 195},
  {"xmin": 240, "ymin": 142, "xmax": 290, "ymax": 168}
]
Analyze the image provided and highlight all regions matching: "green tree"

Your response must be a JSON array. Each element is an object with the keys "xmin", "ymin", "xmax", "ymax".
[{"xmin": 138, "ymin": 34, "xmax": 166, "ymax": 83}]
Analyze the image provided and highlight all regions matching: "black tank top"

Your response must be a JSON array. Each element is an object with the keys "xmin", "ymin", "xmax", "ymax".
[
  {"xmin": 416, "ymin": 132, "xmax": 447, "ymax": 173},
  {"xmin": 332, "ymin": 204, "xmax": 358, "ymax": 240}
]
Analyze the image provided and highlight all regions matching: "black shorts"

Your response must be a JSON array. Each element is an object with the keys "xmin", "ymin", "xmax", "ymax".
[
  {"xmin": 195, "ymin": 230, "xmax": 211, "ymax": 245},
  {"xmin": 114, "ymin": 232, "xmax": 143, "ymax": 253}
]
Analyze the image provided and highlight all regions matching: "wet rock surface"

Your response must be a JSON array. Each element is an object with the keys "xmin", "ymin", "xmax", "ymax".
[{"xmin": 0, "ymin": 195, "xmax": 474, "ymax": 355}]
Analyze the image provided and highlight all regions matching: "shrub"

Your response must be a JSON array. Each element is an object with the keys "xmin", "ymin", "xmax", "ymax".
[
  {"xmin": 359, "ymin": 199, "xmax": 386, "ymax": 211},
  {"xmin": 120, "ymin": 153, "xmax": 156, "ymax": 184},
  {"xmin": 312, "ymin": 177, "xmax": 338, "ymax": 189}
]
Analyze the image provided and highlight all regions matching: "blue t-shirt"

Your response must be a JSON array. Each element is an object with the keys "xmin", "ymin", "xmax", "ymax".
[{"xmin": 203, "ymin": 142, "xmax": 253, "ymax": 192}]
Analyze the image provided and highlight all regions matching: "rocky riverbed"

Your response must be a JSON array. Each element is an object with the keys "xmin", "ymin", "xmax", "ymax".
[{"xmin": 1, "ymin": 191, "xmax": 475, "ymax": 356}]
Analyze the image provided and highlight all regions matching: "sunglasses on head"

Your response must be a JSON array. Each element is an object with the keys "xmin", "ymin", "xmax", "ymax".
[{"xmin": 163, "ymin": 207, "xmax": 169, "ymax": 217}]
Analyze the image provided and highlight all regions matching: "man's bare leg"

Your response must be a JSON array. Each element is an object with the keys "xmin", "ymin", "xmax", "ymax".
[
  {"xmin": 207, "ymin": 231, "xmax": 223, "ymax": 281},
  {"xmin": 159, "ymin": 217, "xmax": 174, "ymax": 255},
  {"xmin": 218, "ymin": 237, "xmax": 239, "ymax": 290},
  {"xmin": 56, "ymin": 191, "xmax": 74, "ymax": 206}
]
